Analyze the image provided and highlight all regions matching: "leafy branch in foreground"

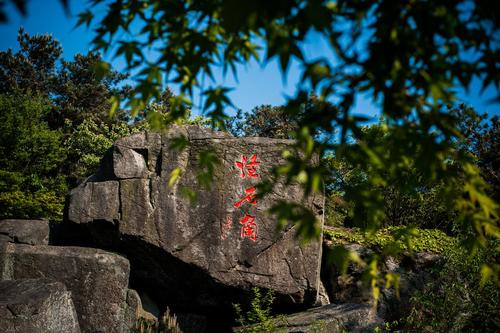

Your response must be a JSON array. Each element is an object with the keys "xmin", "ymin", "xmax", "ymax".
[{"xmin": 80, "ymin": 0, "xmax": 500, "ymax": 288}]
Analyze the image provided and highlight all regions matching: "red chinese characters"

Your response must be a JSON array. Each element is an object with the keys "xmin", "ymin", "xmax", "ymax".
[
  {"xmin": 235, "ymin": 154, "xmax": 260, "ymax": 179},
  {"xmin": 231, "ymin": 154, "xmax": 261, "ymax": 242},
  {"xmin": 240, "ymin": 214, "xmax": 257, "ymax": 241},
  {"xmin": 220, "ymin": 215, "xmax": 233, "ymax": 240},
  {"xmin": 233, "ymin": 187, "xmax": 257, "ymax": 208}
]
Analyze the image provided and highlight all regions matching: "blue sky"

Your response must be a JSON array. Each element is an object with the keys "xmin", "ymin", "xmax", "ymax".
[{"xmin": 1, "ymin": 0, "xmax": 498, "ymax": 119}]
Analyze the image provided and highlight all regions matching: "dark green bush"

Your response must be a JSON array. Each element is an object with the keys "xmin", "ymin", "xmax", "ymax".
[
  {"xmin": 324, "ymin": 226, "xmax": 456, "ymax": 254},
  {"xmin": 405, "ymin": 244, "xmax": 500, "ymax": 332},
  {"xmin": 0, "ymin": 93, "xmax": 66, "ymax": 220}
]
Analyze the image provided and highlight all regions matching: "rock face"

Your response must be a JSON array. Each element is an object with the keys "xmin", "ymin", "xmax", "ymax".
[
  {"xmin": 0, "ymin": 242, "xmax": 130, "ymax": 333},
  {"xmin": 322, "ymin": 236, "xmax": 441, "ymax": 322},
  {"xmin": 124, "ymin": 289, "xmax": 159, "ymax": 332},
  {"xmin": 274, "ymin": 303, "xmax": 382, "ymax": 333},
  {"xmin": 0, "ymin": 278, "xmax": 80, "ymax": 333},
  {"xmin": 64, "ymin": 126, "xmax": 324, "ymax": 319},
  {"xmin": 235, "ymin": 303, "xmax": 382, "ymax": 333},
  {"xmin": 0, "ymin": 219, "xmax": 49, "ymax": 245}
]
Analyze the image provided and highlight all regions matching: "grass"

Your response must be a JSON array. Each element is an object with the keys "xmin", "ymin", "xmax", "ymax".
[{"xmin": 323, "ymin": 226, "xmax": 456, "ymax": 254}]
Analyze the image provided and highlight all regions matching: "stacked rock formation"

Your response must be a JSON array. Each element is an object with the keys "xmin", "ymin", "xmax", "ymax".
[
  {"xmin": 0, "ymin": 126, "xmax": 327, "ymax": 332},
  {"xmin": 65, "ymin": 126, "xmax": 324, "ymax": 315}
]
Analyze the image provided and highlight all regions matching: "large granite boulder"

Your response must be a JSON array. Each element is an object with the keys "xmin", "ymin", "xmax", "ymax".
[
  {"xmin": 0, "ymin": 278, "xmax": 80, "ymax": 333},
  {"xmin": 0, "ymin": 219, "xmax": 49, "ymax": 245},
  {"xmin": 0, "ymin": 243, "xmax": 130, "ymax": 333},
  {"xmin": 64, "ymin": 126, "xmax": 324, "ymax": 324}
]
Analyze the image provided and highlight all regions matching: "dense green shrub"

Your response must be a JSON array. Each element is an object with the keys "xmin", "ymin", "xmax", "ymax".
[
  {"xmin": 405, "ymin": 244, "xmax": 499, "ymax": 332},
  {"xmin": 0, "ymin": 93, "xmax": 66, "ymax": 220},
  {"xmin": 324, "ymin": 227, "xmax": 456, "ymax": 254}
]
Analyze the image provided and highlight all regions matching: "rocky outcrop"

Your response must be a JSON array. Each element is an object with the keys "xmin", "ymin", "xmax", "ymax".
[
  {"xmin": 377, "ymin": 252, "xmax": 441, "ymax": 320},
  {"xmin": 276, "ymin": 303, "xmax": 382, "ymax": 333},
  {"xmin": 0, "ymin": 278, "xmax": 80, "ymax": 333},
  {"xmin": 124, "ymin": 289, "xmax": 143, "ymax": 331},
  {"xmin": 64, "ymin": 126, "xmax": 324, "ymax": 320},
  {"xmin": 235, "ymin": 303, "xmax": 382, "ymax": 333},
  {"xmin": 0, "ymin": 219, "xmax": 49, "ymax": 245},
  {"xmin": 124, "ymin": 289, "xmax": 159, "ymax": 331},
  {"xmin": 0, "ymin": 242, "xmax": 130, "ymax": 333},
  {"xmin": 322, "ymin": 237, "xmax": 441, "ymax": 322}
]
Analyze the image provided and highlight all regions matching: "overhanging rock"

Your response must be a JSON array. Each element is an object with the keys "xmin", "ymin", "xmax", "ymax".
[{"xmin": 65, "ymin": 126, "xmax": 324, "ymax": 313}]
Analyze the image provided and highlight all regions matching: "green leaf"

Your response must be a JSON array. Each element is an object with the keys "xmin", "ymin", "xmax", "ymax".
[
  {"xmin": 75, "ymin": 10, "xmax": 94, "ymax": 29},
  {"xmin": 479, "ymin": 264, "xmax": 494, "ymax": 287},
  {"xmin": 168, "ymin": 135, "xmax": 189, "ymax": 151},
  {"xmin": 168, "ymin": 167, "xmax": 183, "ymax": 188},
  {"xmin": 92, "ymin": 61, "xmax": 110, "ymax": 80},
  {"xmin": 108, "ymin": 95, "xmax": 119, "ymax": 118}
]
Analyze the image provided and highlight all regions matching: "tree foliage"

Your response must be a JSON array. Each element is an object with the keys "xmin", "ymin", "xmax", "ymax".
[
  {"xmin": 0, "ymin": 28, "xmax": 62, "ymax": 95},
  {"xmin": 0, "ymin": 28, "xmax": 131, "ymax": 131},
  {"xmin": 50, "ymin": 51, "xmax": 130, "ymax": 129},
  {"xmin": 227, "ymin": 93, "xmax": 323, "ymax": 138},
  {"xmin": 0, "ymin": 93, "xmax": 66, "ymax": 219},
  {"xmin": 453, "ymin": 105, "xmax": 500, "ymax": 202},
  {"xmin": 227, "ymin": 105, "xmax": 297, "ymax": 139},
  {"xmin": 64, "ymin": 118, "xmax": 144, "ymax": 182},
  {"xmin": 0, "ymin": 30, "xmax": 140, "ymax": 219},
  {"xmin": 79, "ymin": 0, "xmax": 500, "ymax": 284},
  {"xmin": 323, "ymin": 121, "xmax": 461, "ymax": 232}
]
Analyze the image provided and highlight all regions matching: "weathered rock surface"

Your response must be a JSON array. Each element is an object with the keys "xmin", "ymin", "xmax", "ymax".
[
  {"xmin": 124, "ymin": 289, "xmax": 142, "ymax": 331},
  {"xmin": 124, "ymin": 289, "xmax": 159, "ymax": 331},
  {"xmin": 377, "ymin": 252, "xmax": 441, "ymax": 320},
  {"xmin": 64, "ymin": 126, "xmax": 324, "ymax": 324},
  {"xmin": 322, "ymin": 235, "xmax": 441, "ymax": 322},
  {"xmin": 235, "ymin": 303, "xmax": 382, "ymax": 333},
  {"xmin": 0, "ymin": 278, "xmax": 80, "ymax": 333},
  {"xmin": 0, "ymin": 242, "xmax": 130, "ymax": 333},
  {"xmin": 279, "ymin": 303, "xmax": 382, "ymax": 332},
  {"xmin": 0, "ymin": 219, "xmax": 49, "ymax": 245},
  {"xmin": 316, "ymin": 281, "xmax": 331, "ymax": 306}
]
